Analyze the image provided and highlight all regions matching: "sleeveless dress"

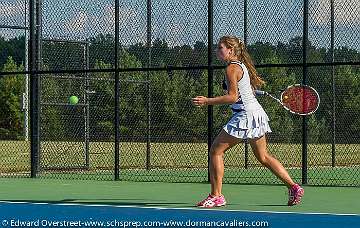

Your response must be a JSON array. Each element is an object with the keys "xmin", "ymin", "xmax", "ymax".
[{"xmin": 222, "ymin": 61, "xmax": 272, "ymax": 139}]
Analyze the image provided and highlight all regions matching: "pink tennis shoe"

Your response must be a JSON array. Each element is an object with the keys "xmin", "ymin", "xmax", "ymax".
[
  {"xmin": 196, "ymin": 194, "xmax": 226, "ymax": 208},
  {"xmin": 196, "ymin": 184, "xmax": 303, "ymax": 208},
  {"xmin": 288, "ymin": 184, "xmax": 304, "ymax": 206}
]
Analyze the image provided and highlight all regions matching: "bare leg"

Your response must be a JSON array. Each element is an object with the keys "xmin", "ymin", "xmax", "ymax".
[
  {"xmin": 209, "ymin": 130, "xmax": 240, "ymax": 196},
  {"xmin": 249, "ymin": 135, "xmax": 295, "ymax": 188}
]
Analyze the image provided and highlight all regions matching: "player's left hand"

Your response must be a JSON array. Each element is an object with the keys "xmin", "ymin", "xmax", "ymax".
[{"xmin": 192, "ymin": 96, "xmax": 208, "ymax": 107}]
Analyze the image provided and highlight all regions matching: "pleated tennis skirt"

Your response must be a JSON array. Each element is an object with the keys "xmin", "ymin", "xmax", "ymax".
[{"xmin": 223, "ymin": 108, "xmax": 272, "ymax": 139}]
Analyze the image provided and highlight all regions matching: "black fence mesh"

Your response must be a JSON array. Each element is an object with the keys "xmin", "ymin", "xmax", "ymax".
[
  {"xmin": 38, "ymin": 72, "xmax": 115, "ymax": 180},
  {"xmin": 248, "ymin": 0, "xmax": 303, "ymax": 64},
  {"xmin": 119, "ymin": 70, "xmax": 208, "ymax": 182},
  {"xmin": 0, "ymin": 0, "xmax": 359, "ymax": 186}
]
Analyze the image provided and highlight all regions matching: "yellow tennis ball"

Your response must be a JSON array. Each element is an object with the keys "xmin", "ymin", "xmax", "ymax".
[
  {"xmin": 284, "ymin": 95, "xmax": 288, "ymax": 99},
  {"xmin": 69, "ymin": 95, "xmax": 79, "ymax": 105}
]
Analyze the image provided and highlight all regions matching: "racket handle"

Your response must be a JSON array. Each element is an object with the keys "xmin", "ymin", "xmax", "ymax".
[{"xmin": 254, "ymin": 90, "xmax": 267, "ymax": 96}]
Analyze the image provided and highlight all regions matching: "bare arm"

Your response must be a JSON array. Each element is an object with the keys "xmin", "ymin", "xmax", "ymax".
[{"xmin": 192, "ymin": 64, "xmax": 243, "ymax": 106}]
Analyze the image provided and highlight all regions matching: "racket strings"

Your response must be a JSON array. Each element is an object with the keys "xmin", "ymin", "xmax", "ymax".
[{"xmin": 282, "ymin": 87, "xmax": 319, "ymax": 114}]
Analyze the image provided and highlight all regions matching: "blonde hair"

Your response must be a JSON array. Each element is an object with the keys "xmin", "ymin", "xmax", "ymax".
[{"xmin": 219, "ymin": 35, "xmax": 265, "ymax": 89}]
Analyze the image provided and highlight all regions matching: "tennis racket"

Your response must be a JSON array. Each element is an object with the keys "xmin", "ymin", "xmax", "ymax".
[{"xmin": 255, "ymin": 84, "xmax": 320, "ymax": 116}]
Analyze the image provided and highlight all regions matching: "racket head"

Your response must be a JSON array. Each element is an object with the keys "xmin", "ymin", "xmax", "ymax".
[{"xmin": 280, "ymin": 84, "xmax": 320, "ymax": 115}]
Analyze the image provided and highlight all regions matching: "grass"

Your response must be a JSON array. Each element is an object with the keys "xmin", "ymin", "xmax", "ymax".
[{"xmin": 1, "ymin": 140, "xmax": 359, "ymax": 186}]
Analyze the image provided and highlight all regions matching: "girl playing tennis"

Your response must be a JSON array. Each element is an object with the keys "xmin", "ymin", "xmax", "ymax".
[{"xmin": 192, "ymin": 35, "xmax": 304, "ymax": 208}]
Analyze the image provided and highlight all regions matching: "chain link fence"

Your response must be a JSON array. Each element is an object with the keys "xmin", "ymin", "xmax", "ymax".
[{"xmin": 0, "ymin": 0, "xmax": 359, "ymax": 186}]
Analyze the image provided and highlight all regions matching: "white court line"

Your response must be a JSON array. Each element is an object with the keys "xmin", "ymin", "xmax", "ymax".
[{"xmin": 0, "ymin": 200, "xmax": 359, "ymax": 217}]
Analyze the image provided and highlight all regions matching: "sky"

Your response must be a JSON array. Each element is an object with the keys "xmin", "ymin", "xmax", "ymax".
[{"xmin": 0, "ymin": 0, "xmax": 359, "ymax": 50}]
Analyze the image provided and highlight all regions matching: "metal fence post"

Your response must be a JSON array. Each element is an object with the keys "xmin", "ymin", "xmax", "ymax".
[
  {"xmin": 146, "ymin": 0, "xmax": 152, "ymax": 170},
  {"xmin": 114, "ymin": 0, "xmax": 120, "ymax": 180},
  {"xmin": 330, "ymin": 0, "xmax": 336, "ymax": 167},
  {"xmin": 243, "ymin": 0, "xmax": 249, "ymax": 169},
  {"xmin": 30, "ymin": 0, "xmax": 40, "ymax": 178},
  {"xmin": 302, "ymin": 0, "xmax": 309, "ymax": 185},
  {"xmin": 207, "ymin": 0, "xmax": 214, "ymax": 182}
]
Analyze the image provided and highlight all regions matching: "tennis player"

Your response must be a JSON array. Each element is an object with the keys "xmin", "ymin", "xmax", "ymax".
[{"xmin": 192, "ymin": 35, "xmax": 304, "ymax": 208}]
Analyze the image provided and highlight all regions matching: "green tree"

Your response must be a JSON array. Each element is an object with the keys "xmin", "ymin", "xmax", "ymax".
[
  {"xmin": 0, "ymin": 56, "xmax": 25, "ymax": 139},
  {"xmin": 0, "ymin": 36, "xmax": 25, "ymax": 68},
  {"xmin": 334, "ymin": 65, "xmax": 360, "ymax": 143},
  {"xmin": 89, "ymin": 49, "xmax": 145, "ymax": 141},
  {"xmin": 163, "ymin": 70, "xmax": 208, "ymax": 141},
  {"xmin": 40, "ymin": 74, "xmax": 65, "ymax": 140}
]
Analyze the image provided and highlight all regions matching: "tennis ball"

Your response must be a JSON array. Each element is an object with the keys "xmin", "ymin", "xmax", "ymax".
[
  {"xmin": 284, "ymin": 95, "xmax": 289, "ymax": 100},
  {"xmin": 69, "ymin": 96, "xmax": 79, "ymax": 105}
]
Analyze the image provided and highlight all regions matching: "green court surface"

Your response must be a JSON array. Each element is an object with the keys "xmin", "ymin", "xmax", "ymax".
[
  {"xmin": 0, "ymin": 178, "xmax": 359, "ymax": 215},
  {"xmin": 23, "ymin": 166, "xmax": 357, "ymax": 187}
]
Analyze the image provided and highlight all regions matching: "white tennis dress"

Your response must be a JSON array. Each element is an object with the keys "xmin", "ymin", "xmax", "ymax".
[{"xmin": 222, "ymin": 61, "xmax": 272, "ymax": 139}]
